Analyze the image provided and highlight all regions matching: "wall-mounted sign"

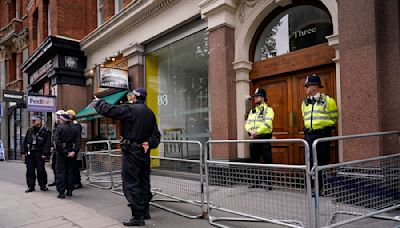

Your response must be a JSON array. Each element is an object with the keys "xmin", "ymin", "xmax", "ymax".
[
  {"xmin": 99, "ymin": 67, "xmax": 129, "ymax": 89},
  {"xmin": 31, "ymin": 60, "xmax": 53, "ymax": 84},
  {"xmin": 81, "ymin": 123, "xmax": 88, "ymax": 139},
  {"xmin": 27, "ymin": 95, "xmax": 56, "ymax": 112},
  {"xmin": 65, "ymin": 56, "xmax": 78, "ymax": 69},
  {"xmin": 3, "ymin": 90, "xmax": 24, "ymax": 104}
]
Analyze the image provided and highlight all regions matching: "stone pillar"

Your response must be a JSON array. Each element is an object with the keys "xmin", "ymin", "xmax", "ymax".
[
  {"xmin": 233, "ymin": 60, "xmax": 251, "ymax": 159},
  {"xmin": 200, "ymin": 0, "xmax": 238, "ymax": 159},
  {"xmin": 0, "ymin": 53, "xmax": 9, "ymax": 159},
  {"xmin": 338, "ymin": 0, "xmax": 381, "ymax": 160},
  {"xmin": 124, "ymin": 43, "xmax": 144, "ymax": 89}
]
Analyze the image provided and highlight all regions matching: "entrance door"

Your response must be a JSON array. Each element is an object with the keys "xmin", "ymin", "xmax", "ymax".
[{"xmin": 252, "ymin": 65, "xmax": 337, "ymax": 165}]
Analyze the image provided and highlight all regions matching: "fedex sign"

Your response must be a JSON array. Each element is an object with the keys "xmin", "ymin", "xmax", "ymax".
[{"xmin": 27, "ymin": 95, "xmax": 56, "ymax": 112}]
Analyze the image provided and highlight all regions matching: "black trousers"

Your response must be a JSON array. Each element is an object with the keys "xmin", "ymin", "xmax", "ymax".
[
  {"xmin": 56, "ymin": 152, "xmax": 75, "ymax": 193},
  {"xmin": 73, "ymin": 158, "xmax": 81, "ymax": 184},
  {"xmin": 249, "ymin": 137, "xmax": 272, "ymax": 186},
  {"xmin": 122, "ymin": 145, "xmax": 151, "ymax": 216},
  {"xmin": 305, "ymin": 129, "xmax": 332, "ymax": 191},
  {"xmin": 25, "ymin": 151, "xmax": 47, "ymax": 188},
  {"xmin": 51, "ymin": 152, "xmax": 56, "ymax": 181}
]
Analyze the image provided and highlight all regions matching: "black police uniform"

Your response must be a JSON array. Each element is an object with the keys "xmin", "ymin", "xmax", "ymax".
[
  {"xmin": 55, "ymin": 121, "xmax": 80, "ymax": 197},
  {"xmin": 49, "ymin": 123, "xmax": 59, "ymax": 186},
  {"xmin": 22, "ymin": 125, "xmax": 51, "ymax": 191},
  {"xmin": 71, "ymin": 121, "xmax": 83, "ymax": 188},
  {"xmin": 95, "ymin": 99, "xmax": 159, "ymax": 224}
]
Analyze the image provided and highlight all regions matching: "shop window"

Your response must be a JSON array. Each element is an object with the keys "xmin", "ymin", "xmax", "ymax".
[
  {"xmin": 145, "ymin": 30, "xmax": 209, "ymax": 159},
  {"xmin": 253, "ymin": 5, "xmax": 333, "ymax": 61}
]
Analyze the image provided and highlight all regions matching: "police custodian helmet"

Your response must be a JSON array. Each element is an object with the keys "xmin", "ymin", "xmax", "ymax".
[{"xmin": 253, "ymin": 88, "xmax": 267, "ymax": 98}]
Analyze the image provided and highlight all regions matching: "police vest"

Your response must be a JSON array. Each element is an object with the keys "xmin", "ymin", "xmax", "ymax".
[
  {"xmin": 245, "ymin": 103, "xmax": 274, "ymax": 134},
  {"xmin": 301, "ymin": 94, "xmax": 338, "ymax": 130}
]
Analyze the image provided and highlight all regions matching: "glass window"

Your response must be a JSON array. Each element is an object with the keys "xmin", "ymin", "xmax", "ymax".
[
  {"xmin": 145, "ymin": 30, "xmax": 209, "ymax": 159},
  {"xmin": 254, "ymin": 5, "xmax": 333, "ymax": 61},
  {"xmin": 97, "ymin": 0, "xmax": 104, "ymax": 26},
  {"xmin": 47, "ymin": 1, "xmax": 51, "ymax": 36},
  {"xmin": 115, "ymin": 0, "xmax": 123, "ymax": 14},
  {"xmin": 15, "ymin": 0, "xmax": 19, "ymax": 18}
]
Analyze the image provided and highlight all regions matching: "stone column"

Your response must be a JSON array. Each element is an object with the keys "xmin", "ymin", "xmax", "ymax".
[
  {"xmin": 124, "ymin": 43, "xmax": 144, "ymax": 89},
  {"xmin": 0, "ymin": 51, "xmax": 9, "ymax": 159},
  {"xmin": 338, "ymin": 0, "xmax": 381, "ymax": 160},
  {"xmin": 200, "ymin": 0, "xmax": 239, "ymax": 160},
  {"xmin": 233, "ymin": 60, "xmax": 251, "ymax": 159}
]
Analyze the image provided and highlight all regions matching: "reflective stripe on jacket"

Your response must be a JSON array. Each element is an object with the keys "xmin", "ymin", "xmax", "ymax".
[
  {"xmin": 245, "ymin": 103, "xmax": 274, "ymax": 134},
  {"xmin": 301, "ymin": 94, "xmax": 337, "ymax": 130}
]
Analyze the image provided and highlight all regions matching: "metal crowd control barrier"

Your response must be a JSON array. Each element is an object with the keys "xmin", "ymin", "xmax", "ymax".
[
  {"xmin": 109, "ymin": 140, "xmax": 205, "ymax": 219},
  {"xmin": 85, "ymin": 140, "xmax": 120, "ymax": 189},
  {"xmin": 312, "ymin": 131, "xmax": 400, "ymax": 228},
  {"xmin": 205, "ymin": 139, "xmax": 314, "ymax": 228}
]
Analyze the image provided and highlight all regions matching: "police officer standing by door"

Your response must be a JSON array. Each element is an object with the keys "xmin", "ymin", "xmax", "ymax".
[
  {"xmin": 301, "ymin": 74, "xmax": 337, "ymax": 192},
  {"xmin": 22, "ymin": 115, "xmax": 51, "ymax": 193},
  {"xmin": 245, "ymin": 88, "xmax": 274, "ymax": 190},
  {"xmin": 55, "ymin": 114, "xmax": 80, "ymax": 198},
  {"xmin": 93, "ymin": 88, "xmax": 160, "ymax": 226},
  {"xmin": 49, "ymin": 109, "xmax": 66, "ymax": 187}
]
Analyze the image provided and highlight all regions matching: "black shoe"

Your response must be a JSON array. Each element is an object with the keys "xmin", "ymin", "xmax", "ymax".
[
  {"xmin": 123, "ymin": 217, "xmax": 145, "ymax": 226},
  {"xmin": 57, "ymin": 193, "xmax": 65, "ymax": 199},
  {"xmin": 73, "ymin": 183, "xmax": 83, "ymax": 189},
  {"xmin": 25, "ymin": 188, "xmax": 35, "ymax": 193},
  {"xmin": 48, "ymin": 182, "xmax": 56, "ymax": 187},
  {"xmin": 40, "ymin": 187, "xmax": 49, "ymax": 191},
  {"xmin": 144, "ymin": 211, "xmax": 151, "ymax": 220},
  {"xmin": 66, "ymin": 190, "xmax": 72, "ymax": 197}
]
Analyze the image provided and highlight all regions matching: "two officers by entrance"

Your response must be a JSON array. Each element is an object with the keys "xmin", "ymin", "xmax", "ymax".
[{"xmin": 245, "ymin": 74, "xmax": 337, "ymax": 188}]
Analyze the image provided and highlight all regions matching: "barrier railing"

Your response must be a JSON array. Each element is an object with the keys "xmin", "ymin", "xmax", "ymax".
[
  {"xmin": 109, "ymin": 140, "xmax": 205, "ymax": 219},
  {"xmin": 85, "ymin": 140, "xmax": 120, "ymax": 189},
  {"xmin": 312, "ymin": 131, "xmax": 400, "ymax": 228},
  {"xmin": 205, "ymin": 139, "xmax": 313, "ymax": 228}
]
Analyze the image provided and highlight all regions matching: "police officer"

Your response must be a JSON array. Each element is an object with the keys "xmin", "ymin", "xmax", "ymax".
[
  {"xmin": 93, "ymin": 88, "xmax": 160, "ymax": 226},
  {"xmin": 55, "ymin": 114, "xmax": 80, "ymax": 198},
  {"xmin": 66, "ymin": 109, "xmax": 83, "ymax": 189},
  {"xmin": 49, "ymin": 109, "xmax": 66, "ymax": 187},
  {"xmin": 245, "ymin": 88, "xmax": 274, "ymax": 189},
  {"xmin": 301, "ymin": 74, "xmax": 337, "ymax": 191},
  {"xmin": 22, "ymin": 115, "xmax": 51, "ymax": 193}
]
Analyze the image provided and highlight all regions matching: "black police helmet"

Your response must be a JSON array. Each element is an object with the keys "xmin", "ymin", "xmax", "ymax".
[
  {"xmin": 253, "ymin": 88, "xmax": 267, "ymax": 98},
  {"xmin": 304, "ymin": 74, "xmax": 324, "ymax": 88}
]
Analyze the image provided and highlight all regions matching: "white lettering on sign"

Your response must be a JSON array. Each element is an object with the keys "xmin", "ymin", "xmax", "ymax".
[
  {"xmin": 31, "ymin": 60, "xmax": 53, "ymax": 83},
  {"xmin": 4, "ymin": 94, "xmax": 23, "ymax": 99},
  {"xmin": 293, "ymin": 27, "xmax": 317, "ymax": 38}
]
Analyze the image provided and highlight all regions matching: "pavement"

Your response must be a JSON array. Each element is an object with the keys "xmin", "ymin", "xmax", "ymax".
[{"xmin": 1, "ymin": 161, "xmax": 400, "ymax": 228}]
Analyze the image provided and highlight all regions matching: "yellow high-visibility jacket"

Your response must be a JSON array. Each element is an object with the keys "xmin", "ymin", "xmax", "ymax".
[
  {"xmin": 301, "ymin": 94, "xmax": 337, "ymax": 130},
  {"xmin": 245, "ymin": 103, "xmax": 274, "ymax": 135}
]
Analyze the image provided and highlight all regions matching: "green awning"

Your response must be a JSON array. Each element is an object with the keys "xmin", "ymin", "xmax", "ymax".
[{"xmin": 76, "ymin": 90, "xmax": 129, "ymax": 121}]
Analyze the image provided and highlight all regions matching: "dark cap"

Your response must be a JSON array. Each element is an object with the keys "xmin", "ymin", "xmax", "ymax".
[
  {"xmin": 253, "ymin": 88, "xmax": 267, "ymax": 98},
  {"xmin": 132, "ymin": 88, "xmax": 147, "ymax": 98},
  {"xmin": 304, "ymin": 74, "xmax": 324, "ymax": 88},
  {"xmin": 59, "ymin": 114, "xmax": 71, "ymax": 121},
  {"xmin": 31, "ymin": 115, "xmax": 42, "ymax": 121}
]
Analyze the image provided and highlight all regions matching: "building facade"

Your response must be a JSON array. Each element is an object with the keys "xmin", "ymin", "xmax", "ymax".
[
  {"xmin": 1, "ymin": 0, "xmax": 399, "ymax": 162},
  {"xmin": 80, "ymin": 0, "xmax": 400, "ymax": 163}
]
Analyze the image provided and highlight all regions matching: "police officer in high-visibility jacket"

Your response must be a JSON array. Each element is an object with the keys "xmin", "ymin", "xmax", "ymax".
[
  {"xmin": 245, "ymin": 88, "xmax": 274, "ymax": 189},
  {"xmin": 302, "ymin": 74, "xmax": 337, "ymax": 192}
]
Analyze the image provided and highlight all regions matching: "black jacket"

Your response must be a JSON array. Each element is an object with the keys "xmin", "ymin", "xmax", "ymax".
[
  {"xmin": 23, "ymin": 126, "xmax": 51, "ymax": 157},
  {"xmin": 54, "ymin": 122, "xmax": 80, "ymax": 154},
  {"xmin": 95, "ymin": 99, "xmax": 158, "ymax": 144}
]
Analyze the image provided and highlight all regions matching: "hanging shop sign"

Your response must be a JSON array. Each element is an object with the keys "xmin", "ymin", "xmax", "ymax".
[
  {"xmin": 2, "ymin": 90, "xmax": 24, "ymax": 104},
  {"xmin": 27, "ymin": 95, "xmax": 56, "ymax": 112},
  {"xmin": 98, "ymin": 67, "xmax": 129, "ymax": 89},
  {"xmin": 31, "ymin": 60, "xmax": 53, "ymax": 84}
]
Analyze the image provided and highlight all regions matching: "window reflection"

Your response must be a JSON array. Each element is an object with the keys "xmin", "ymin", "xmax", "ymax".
[{"xmin": 254, "ymin": 5, "xmax": 333, "ymax": 61}]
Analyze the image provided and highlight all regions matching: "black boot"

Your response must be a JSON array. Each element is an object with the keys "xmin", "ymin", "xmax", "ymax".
[
  {"xmin": 144, "ymin": 204, "xmax": 151, "ymax": 220},
  {"xmin": 48, "ymin": 182, "xmax": 56, "ymax": 187},
  {"xmin": 57, "ymin": 192, "xmax": 66, "ymax": 199},
  {"xmin": 66, "ymin": 190, "xmax": 73, "ymax": 197},
  {"xmin": 25, "ymin": 187, "xmax": 35, "ymax": 193},
  {"xmin": 122, "ymin": 216, "xmax": 145, "ymax": 226}
]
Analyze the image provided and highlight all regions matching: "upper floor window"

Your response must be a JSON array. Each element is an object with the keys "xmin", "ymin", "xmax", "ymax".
[
  {"xmin": 97, "ymin": 0, "xmax": 104, "ymax": 26},
  {"xmin": 15, "ymin": 0, "xmax": 19, "ymax": 18},
  {"xmin": 115, "ymin": 0, "xmax": 123, "ymax": 14},
  {"xmin": 253, "ymin": 5, "xmax": 333, "ymax": 62},
  {"xmin": 47, "ymin": 0, "xmax": 51, "ymax": 36}
]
